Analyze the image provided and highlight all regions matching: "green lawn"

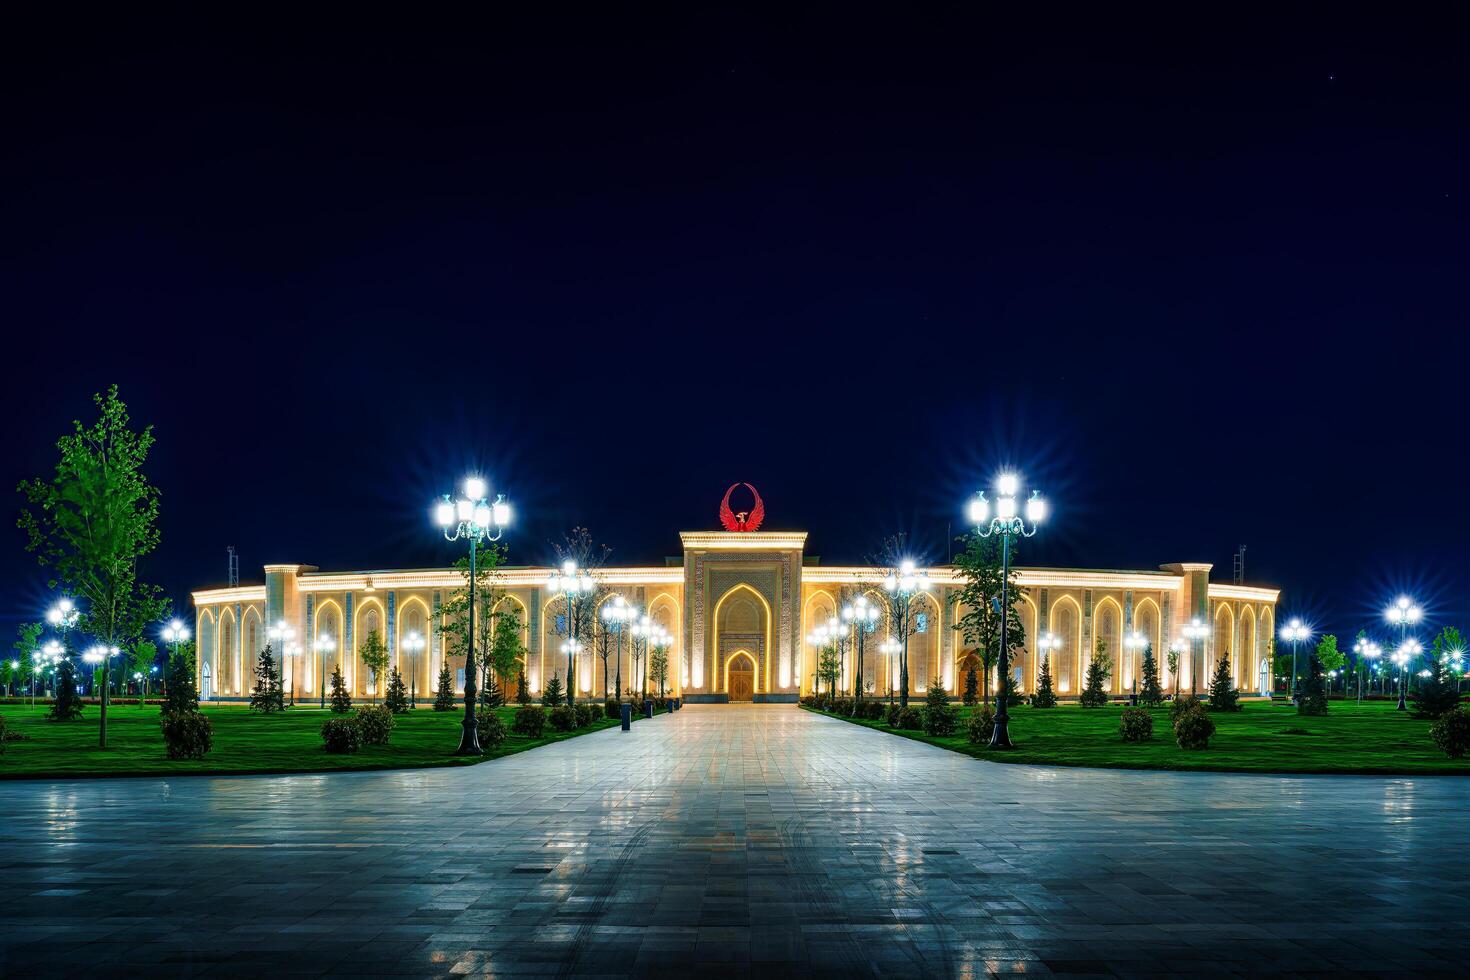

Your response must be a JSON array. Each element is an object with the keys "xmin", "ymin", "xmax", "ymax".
[
  {"xmin": 0, "ymin": 702, "xmax": 655, "ymax": 780},
  {"xmin": 807, "ymin": 700, "xmax": 1470, "ymax": 775}
]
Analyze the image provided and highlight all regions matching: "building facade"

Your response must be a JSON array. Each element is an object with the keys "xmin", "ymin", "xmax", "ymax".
[{"xmin": 192, "ymin": 530, "xmax": 1279, "ymax": 703}]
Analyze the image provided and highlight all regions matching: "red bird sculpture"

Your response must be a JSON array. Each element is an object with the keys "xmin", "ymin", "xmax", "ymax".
[{"xmin": 718, "ymin": 483, "xmax": 765, "ymax": 532}]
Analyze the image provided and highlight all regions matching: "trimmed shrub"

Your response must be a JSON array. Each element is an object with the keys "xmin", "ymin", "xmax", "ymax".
[
  {"xmin": 321, "ymin": 717, "xmax": 362, "ymax": 754},
  {"xmin": 830, "ymin": 697, "xmax": 853, "ymax": 716},
  {"xmin": 476, "ymin": 710, "xmax": 507, "ymax": 749},
  {"xmin": 883, "ymin": 703, "xmax": 901, "ymax": 726},
  {"xmin": 895, "ymin": 706, "xmax": 923, "ymax": 730},
  {"xmin": 856, "ymin": 700, "xmax": 884, "ymax": 720},
  {"xmin": 1170, "ymin": 694, "xmax": 1204, "ymax": 725},
  {"xmin": 160, "ymin": 710, "xmax": 213, "ymax": 760},
  {"xmin": 923, "ymin": 685, "xmax": 958, "ymax": 736},
  {"xmin": 574, "ymin": 703, "xmax": 597, "ymax": 728},
  {"xmin": 604, "ymin": 699, "xmax": 621, "ymax": 719},
  {"xmin": 512, "ymin": 705, "xmax": 546, "ymax": 737},
  {"xmin": 1119, "ymin": 707, "xmax": 1154, "ymax": 743},
  {"xmin": 799, "ymin": 695, "xmax": 818, "ymax": 708},
  {"xmin": 1430, "ymin": 706, "xmax": 1470, "ymax": 758},
  {"xmin": 355, "ymin": 705, "xmax": 394, "ymax": 746},
  {"xmin": 548, "ymin": 705, "xmax": 575, "ymax": 731},
  {"xmin": 1173, "ymin": 706, "xmax": 1215, "ymax": 750},
  {"xmin": 966, "ymin": 704, "xmax": 996, "ymax": 745}
]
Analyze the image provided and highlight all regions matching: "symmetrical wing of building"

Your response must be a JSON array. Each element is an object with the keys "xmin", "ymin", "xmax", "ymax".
[{"xmin": 191, "ymin": 530, "xmax": 1278, "ymax": 703}]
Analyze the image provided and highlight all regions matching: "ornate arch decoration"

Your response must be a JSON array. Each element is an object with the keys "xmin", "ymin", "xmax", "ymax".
[
  {"xmin": 1048, "ymin": 593, "xmax": 1084, "ymax": 691},
  {"xmin": 722, "ymin": 648, "xmax": 759, "ymax": 692},
  {"xmin": 712, "ymin": 583, "xmax": 773, "ymax": 693}
]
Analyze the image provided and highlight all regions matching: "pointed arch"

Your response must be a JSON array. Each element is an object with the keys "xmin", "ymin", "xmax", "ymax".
[
  {"xmin": 397, "ymin": 595, "xmax": 433, "ymax": 698},
  {"xmin": 802, "ymin": 589, "xmax": 837, "ymax": 694},
  {"xmin": 1237, "ymin": 605, "xmax": 1257, "ymax": 689},
  {"xmin": 713, "ymin": 583, "xmax": 773, "ymax": 694},
  {"xmin": 723, "ymin": 649, "xmax": 758, "ymax": 701},
  {"xmin": 196, "ymin": 607, "xmax": 217, "ymax": 699},
  {"xmin": 1048, "ymin": 594, "xmax": 1083, "ymax": 694},
  {"xmin": 314, "ymin": 598, "xmax": 344, "ymax": 688},
  {"xmin": 908, "ymin": 590, "xmax": 943, "ymax": 691},
  {"xmin": 1017, "ymin": 592, "xmax": 1040, "ymax": 691},
  {"xmin": 648, "ymin": 592, "xmax": 681, "ymax": 693},
  {"xmin": 217, "ymin": 605, "xmax": 238, "ymax": 695},
  {"xmin": 1093, "ymin": 595, "xmax": 1123, "ymax": 693},
  {"xmin": 1258, "ymin": 605, "xmax": 1275, "ymax": 692},
  {"xmin": 354, "ymin": 595, "xmax": 387, "ymax": 696},
  {"xmin": 1212, "ymin": 602, "xmax": 1235, "ymax": 685}
]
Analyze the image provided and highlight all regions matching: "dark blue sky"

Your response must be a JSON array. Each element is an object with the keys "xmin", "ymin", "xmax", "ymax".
[{"xmin": 3, "ymin": 7, "xmax": 1465, "ymax": 644}]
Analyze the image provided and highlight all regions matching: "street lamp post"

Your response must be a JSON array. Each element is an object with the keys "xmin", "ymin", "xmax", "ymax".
[
  {"xmin": 403, "ymin": 631, "xmax": 425, "ymax": 708},
  {"xmin": 879, "ymin": 637, "xmax": 901, "ymax": 705},
  {"xmin": 841, "ymin": 596, "xmax": 880, "ymax": 710},
  {"xmin": 269, "ymin": 621, "xmax": 297, "ymax": 706},
  {"xmin": 1124, "ymin": 631, "xmax": 1146, "ymax": 704},
  {"xmin": 966, "ymin": 474, "xmax": 1046, "ymax": 749},
  {"xmin": 1353, "ymin": 637, "xmax": 1381, "ymax": 705},
  {"xmin": 601, "ymin": 596, "xmax": 633, "ymax": 700},
  {"xmin": 1385, "ymin": 596, "xmax": 1423, "ymax": 711},
  {"xmin": 650, "ymin": 627, "xmax": 672, "ymax": 700},
  {"xmin": 1394, "ymin": 638, "xmax": 1422, "ymax": 711},
  {"xmin": 315, "ymin": 635, "xmax": 336, "ymax": 708},
  {"xmin": 434, "ymin": 476, "xmax": 513, "ymax": 755},
  {"xmin": 82, "ymin": 644, "xmax": 120, "ymax": 732},
  {"xmin": 882, "ymin": 560, "xmax": 933, "ymax": 712},
  {"xmin": 1278, "ymin": 618, "xmax": 1310, "ymax": 702},
  {"xmin": 547, "ymin": 560, "xmax": 595, "ymax": 708},
  {"xmin": 1183, "ymin": 618, "xmax": 1210, "ymax": 696}
]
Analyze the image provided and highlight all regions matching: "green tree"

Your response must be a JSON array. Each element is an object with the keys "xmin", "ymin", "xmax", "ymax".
[
  {"xmin": 436, "ymin": 539, "xmax": 507, "ymax": 728},
  {"xmin": 329, "ymin": 663, "xmax": 353, "ymax": 712},
  {"xmin": 951, "ymin": 531, "xmax": 1026, "ymax": 708},
  {"xmin": 515, "ymin": 669, "xmax": 531, "ymax": 706},
  {"xmin": 1138, "ymin": 644, "xmax": 1164, "ymax": 707},
  {"xmin": 49, "ymin": 655, "xmax": 84, "ymax": 720},
  {"xmin": 542, "ymin": 674, "xmax": 565, "ymax": 707},
  {"xmin": 1166, "ymin": 645, "xmax": 1181, "ymax": 698},
  {"xmin": 1297, "ymin": 652, "xmax": 1328, "ymax": 716},
  {"xmin": 17, "ymin": 386, "xmax": 168, "ymax": 747},
  {"xmin": 433, "ymin": 663, "xmax": 455, "ymax": 711},
  {"xmin": 1315, "ymin": 635, "xmax": 1344, "ymax": 693},
  {"xmin": 487, "ymin": 610, "xmax": 524, "ymax": 696},
  {"xmin": 249, "ymin": 645, "xmax": 284, "ymax": 713},
  {"xmin": 961, "ymin": 661, "xmax": 978, "ymax": 706},
  {"xmin": 649, "ymin": 646, "xmax": 669, "ymax": 699},
  {"xmin": 1412, "ymin": 627, "xmax": 1464, "ymax": 718},
  {"xmin": 357, "ymin": 630, "xmax": 389, "ymax": 703},
  {"xmin": 1033, "ymin": 653, "xmax": 1057, "ymax": 708},
  {"xmin": 162, "ymin": 640, "xmax": 198, "ymax": 713},
  {"xmin": 10, "ymin": 622, "xmax": 42, "ymax": 698},
  {"xmin": 818, "ymin": 641, "xmax": 842, "ymax": 704},
  {"xmin": 129, "ymin": 640, "xmax": 157, "ymax": 701},
  {"xmin": 1079, "ymin": 638, "xmax": 1112, "ymax": 707},
  {"xmin": 384, "ymin": 667, "xmax": 409, "ymax": 713},
  {"xmin": 1208, "ymin": 652, "xmax": 1240, "ymax": 711}
]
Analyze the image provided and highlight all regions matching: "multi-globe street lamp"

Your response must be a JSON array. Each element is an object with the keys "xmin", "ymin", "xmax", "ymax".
[
  {"xmin": 881, "ymin": 560, "xmax": 932, "ymax": 712},
  {"xmin": 402, "ymin": 631, "xmax": 425, "ymax": 708},
  {"xmin": 269, "ymin": 620, "xmax": 297, "ymax": 706},
  {"xmin": 547, "ymin": 560, "xmax": 595, "ymax": 708},
  {"xmin": 879, "ymin": 637, "xmax": 902, "ymax": 704},
  {"xmin": 1385, "ymin": 596, "xmax": 1423, "ymax": 711},
  {"xmin": 601, "ymin": 596, "xmax": 634, "ymax": 701},
  {"xmin": 1394, "ymin": 637, "xmax": 1422, "ymax": 711},
  {"xmin": 36, "ymin": 640, "xmax": 63, "ymax": 702},
  {"xmin": 434, "ymin": 475, "xmax": 513, "ymax": 755},
  {"xmin": 1353, "ymin": 636, "xmax": 1381, "ymax": 704},
  {"xmin": 1124, "ymin": 631, "xmax": 1146, "ymax": 703},
  {"xmin": 1036, "ymin": 632, "xmax": 1062, "ymax": 694},
  {"xmin": 649, "ymin": 627, "xmax": 673, "ymax": 700},
  {"xmin": 807, "ymin": 621, "xmax": 839, "ymax": 701},
  {"xmin": 966, "ymin": 472, "xmax": 1046, "ymax": 749},
  {"xmin": 841, "ymin": 595, "xmax": 880, "ymax": 708},
  {"xmin": 1183, "ymin": 618, "xmax": 1210, "ymax": 695},
  {"xmin": 314, "ymin": 634, "xmax": 336, "ymax": 708}
]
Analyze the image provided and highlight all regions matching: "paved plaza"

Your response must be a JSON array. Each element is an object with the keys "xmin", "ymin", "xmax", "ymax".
[{"xmin": 1, "ymin": 705, "xmax": 1466, "ymax": 977}]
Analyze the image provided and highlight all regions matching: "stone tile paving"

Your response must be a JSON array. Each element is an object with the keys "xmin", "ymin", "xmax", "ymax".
[{"xmin": 0, "ymin": 705, "xmax": 1466, "ymax": 977}]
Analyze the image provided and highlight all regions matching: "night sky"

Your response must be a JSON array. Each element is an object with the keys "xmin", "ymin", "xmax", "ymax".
[{"xmin": 3, "ymin": 7, "xmax": 1465, "ymax": 644}]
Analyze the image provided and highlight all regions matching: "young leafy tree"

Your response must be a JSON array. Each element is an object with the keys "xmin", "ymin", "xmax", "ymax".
[
  {"xmin": 1079, "ymin": 638, "xmax": 1112, "ymax": 707},
  {"xmin": 329, "ymin": 663, "xmax": 352, "ymax": 712},
  {"xmin": 1315, "ymin": 635, "xmax": 1344, "ymax": 692},
  {"xmin": 487, "ymin": 610, "xmax": 524, "ymax": 697},
  {"xmin": 436, "ymin": 539, "xmax": 507, "ymax": 731},
  {"xmin": 384, "ymin": 667, "xmax": 409, "ymax": 714},
  {"xmin": 1033, "ymin": 653, "xmax": 1057, "ymax": 708},
  {"xmin": 129, "ymin": 640, "xmax": 157, "ymax": 701},
  {"xmin": 249, "ymin": 645, "xmax": 284, "ymax": 713},
  {"xmin": 1297, "ymin": 652, "xmax": 1328, "ymax": 716},
  {"xmin": 162, "ymin": 640, "xmax": 198, "ymax": 713},
  {"xmin": 961, "ymin": 661, "xmax": 979, "ymax": 706},
  {"xmin": 1138, "ymin": 644, "xmax": 1164, "ymax": 707},
  {"xmin": 818, "ymin": 641, "xmax": 842, "ymax": 705},
  {"xmin": 650, "ymin": 646, "xmax": 669, "ymax": 699},
  {"xmin": 951, "ymin": 531, "xmax": 1026, "ymax": 708},
  {"xmin": 17, "ymin": 386, "xmax": 168, "ymax": 747},
  {"xmin": 433, "ymin": 663, "xmax": 455, "ymax": 711},
  {"xmin": 1166, "ymin": 645, "xmax": 1181, "ymax": 698},
  {"xmin": 49, "ymin": 655, "xmax": 84, "ymax": 720},
  {"xmin": 542, "ymin": 674, "xmax": 565, "ymax": 707},
  {"xmin": 1208, "ymin": 652, "xmax": 1240, "ymax": 711},
  {"xmin": 358, "ymin": 630, "xmax": 389, "ymax": 704},
  {"xmin": 11, "ymin": 622, "xmax": 42, "ymax": 698}
]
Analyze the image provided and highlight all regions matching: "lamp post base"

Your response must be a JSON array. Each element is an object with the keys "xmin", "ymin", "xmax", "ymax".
[
  {"xmin": 988, "ymin": 717, "xmax": 1015, "ymax": 750},
  {"xmin": 454, "ymin": 718, "xmax": 483, "ymax": 755}
]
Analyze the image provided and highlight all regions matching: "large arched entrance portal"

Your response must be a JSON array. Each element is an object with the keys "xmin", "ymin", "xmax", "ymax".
[{"xmin": 726, "ymin": 650, "xmax": 756, "ymax": 702}]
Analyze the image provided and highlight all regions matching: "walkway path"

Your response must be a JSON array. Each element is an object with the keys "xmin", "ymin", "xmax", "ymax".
[{"xmin": 0, "ymin": 705, "xmax": 1465, "ymax": 976}]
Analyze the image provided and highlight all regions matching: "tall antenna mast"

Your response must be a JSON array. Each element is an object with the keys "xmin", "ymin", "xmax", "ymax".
[
  {"xmin": 1232, "ymin": 545, "xmax": 1246, "ymax": 586},
  {"xmin": 228, "ymin": 546, "xmax": 239, "ymax": 587}
]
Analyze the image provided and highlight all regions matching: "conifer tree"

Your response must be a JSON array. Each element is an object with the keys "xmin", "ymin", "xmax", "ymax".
[
  {"xmin": 1411, "ymin": 634, "xmax": 1462, "ymax": 719},
  {"xmin": 330, "ymin": 663, "xmax": 354, "ymax": 713},
  {"xmin": 515, "ymin": 669, "xmax": 532, "ymax": 706},
  {"xmin": 1033, "ymin": 653, "xmax": 1057, "ymax": 708},
  {"xmin": 542, "ymin": 674, "xmax": 565, "ymax": 707},
  {"xmin": 49, "ymin": 655, "xmax": 84, "ymax": 721},
  {"xmin": 480, "ymin": 672, "xmax": 504, "ymax": 708},
  {"xmin": 433, "ymin": 663, "xmax": 455, "ymax": 711},
  {"xmin": 1297, "ymin": 652, "xmax": 1328, "ymax": 716},
  {"xmin": 1138, "ymin": 643, "xmax": 1164, "ymax": 707},
  {"xmin": 962, "ymin": 662, "xmax": 978, "ymax": 706},
  {"xmin": 162, "ymin": 644, "xmax": 199, "ymax": 714},
  {"xmin": 1079, "ymin": 639, "xmax": 1112, "ymax": 707},
  {"xmin": 249, "ymin": 645, "xmax": 284, "ymax": 713},
  {"xmin": 384, "ymin": 667, "xmax": 409, "ymax": 714},
  {"xmin": 1208, "ymin": 652, "xmax": 1240, "ymax": 712}
]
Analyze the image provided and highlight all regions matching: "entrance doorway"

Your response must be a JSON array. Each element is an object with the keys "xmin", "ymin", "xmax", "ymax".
[
  {"xmin": 727, "ymin": 651, "xmax": 755, "ymax": 702},
  {"xmin": 201, "ymin": 662, "xmax": 213, "ymax": 701}
]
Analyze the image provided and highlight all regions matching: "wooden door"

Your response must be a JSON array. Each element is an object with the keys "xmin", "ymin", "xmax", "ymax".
[{"xmin": 729, "ymin": 661, "xmax": 754, "ymax": 702}]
